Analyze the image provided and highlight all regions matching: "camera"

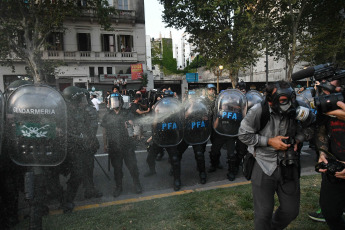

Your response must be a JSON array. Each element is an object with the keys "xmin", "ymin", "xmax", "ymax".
[
  {"xmin": 314, "ymin": 92, "xmax": 345, "ymax": 114},
  {"xmin": 315, "ymin": 158, "xmax": 345, "ymax": 176},
  {"xmin": 292, "ymin": 63, "xmax": 345, "ymax": 114},
  {"xmin": 280, "ymin": 138, "xmax": 299, "ymax": 167}
]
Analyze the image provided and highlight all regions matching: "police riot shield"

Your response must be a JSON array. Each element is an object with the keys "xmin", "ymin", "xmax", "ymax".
[
  {"xmin": 213, "ymin": 89, "xmax": 248, "ymax": 137},
  {"xmin": 152, "ymin": 97, "xmax": 183, "ymax": 147},
  {"xmin": 300, "ymin": 88, "xmax": 315, "ymax": 109},
  {"xmin": 6, "ymin": 84, "xmax": 67, "ymax": 166},
  {"xmin": 296, "ymin": 95, "xmax": 310, "ymax": 108},
  {"xmin": 0, "ymin": 91, "xmax": 4, "ymax": 155},
  {"xmin": 122, "ymin": 95, "xmax": 130, "ymax": 109},
  {"xmin": 183, "ymin": 98, "xmax": 211, "ymax": 145},
  {"xmin": 246, "ymin": 90, "xmax": 263, "ymax": 110}
]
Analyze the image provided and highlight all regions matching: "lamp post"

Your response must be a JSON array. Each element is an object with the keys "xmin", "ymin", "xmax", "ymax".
[{"xmin": 216, "ymin": 65, "xmax": 223, "ymax": 94}]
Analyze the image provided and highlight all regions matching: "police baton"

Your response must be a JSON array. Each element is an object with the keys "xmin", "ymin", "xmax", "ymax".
[{"xmin": 94, "ymin": 156, "xmax": 111, "ymax": 181}]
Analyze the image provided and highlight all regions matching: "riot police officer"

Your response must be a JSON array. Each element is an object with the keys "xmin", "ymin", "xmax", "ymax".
[
  {"xmin": 177, "ymin": 90, "xmax": 210, "ymax": 184},
  {"xmin": 61, "ymin": 86, "xmax": 88, "ymax": 213},
  {"xmin": 81, "ymin": 88, "xmax": 103, "ymax": 199},
  {"xmin": 151, "ymin": 90, "xmax": 184, "ymax": 191},
  {"xmin": 210, "ymin": 89, "xmax": 248, "ymax": 181},
  {"xmin": 101, "ymin": 92, "xmax": 142, "ymax": 197},
  {"xmin": 0, "ymin": 80, "xmax": 32, "ymax": 228}
]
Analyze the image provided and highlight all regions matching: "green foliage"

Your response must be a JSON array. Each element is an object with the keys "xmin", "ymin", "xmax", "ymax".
[
  {"xmin": 159, "ymin": 0, "xmax": 261, "ymax": 86},
  {"xmin": 140, "ymin": 73, "xmax": 149, "ymax": 87},
  {"xmin": 0, "ymin": 0, "xmax": 116, "ymax": 83},
  {"xmin": 151, "ymin": 38, "xmax": 181, "ymax": 75}
]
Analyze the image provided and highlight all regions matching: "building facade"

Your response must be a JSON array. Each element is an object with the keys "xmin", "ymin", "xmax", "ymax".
[{"xmin": 0, "ymin": 0, "xmax": 147, "ymax": 95}]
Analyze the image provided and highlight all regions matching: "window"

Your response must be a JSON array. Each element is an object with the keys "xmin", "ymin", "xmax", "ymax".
[
  {"xmin": 101, "ymin": 34, "xmax": 115, "ymax": 52},
  {"xmin": 98, "ymin": 67, "xmax": 104, "ymax": 75},
  {"xmin": 117, "ymin": 35, "xmax": 133, "ymax": 52},
  {"xmin": 107, "ymin": 67, "xmax": 113, "ymax": 74},
  {"xmin": 118, "ymin": 0, "xmax": 128, "ymax": 10},
  {"xmin": 89, "ymin": 67, "xmax": 95, "ymax": 77},
  {"xmin": 78, "ymin": 0, "xmax": 87, "ymax": 7},
  {"xmin": 46, "ymin": 32, "xmax": 63, "ymax": 51},
  {"xmin": 77, "ymin": 33, "xmax": 91, "ymax": 51}
]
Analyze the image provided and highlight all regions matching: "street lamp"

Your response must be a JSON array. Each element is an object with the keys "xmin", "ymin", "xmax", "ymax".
[{"xmin": 216, "ymin": 65, "xmax": 223, "ymax": 94}]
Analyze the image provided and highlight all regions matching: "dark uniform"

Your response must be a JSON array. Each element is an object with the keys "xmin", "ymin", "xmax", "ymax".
[
  {"xmin": 101, "ymin": 109, "xmax": 142, "ymax": 197},
  {"xmin": 61, "ymin": 103, "xmax": 87, "ymax": 212},
  {"xmin": 82, "ymin": 102, "xmax": 102, "ymax": 199}
]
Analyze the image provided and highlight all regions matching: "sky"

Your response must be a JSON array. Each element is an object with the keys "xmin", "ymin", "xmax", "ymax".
[{"xmin": 144, "ymin": 0, "xmax": 184, "ymax": 45}]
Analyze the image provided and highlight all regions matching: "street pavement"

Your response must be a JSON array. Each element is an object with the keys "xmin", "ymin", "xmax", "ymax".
[{"xmin": 17, "ymin": 105, "xmax": 320, "ymax": 217}]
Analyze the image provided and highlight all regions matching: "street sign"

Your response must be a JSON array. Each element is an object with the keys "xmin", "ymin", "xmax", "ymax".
[{"xmin": 186, "ymin": 73, "xmax": 199, "ymax": 83}]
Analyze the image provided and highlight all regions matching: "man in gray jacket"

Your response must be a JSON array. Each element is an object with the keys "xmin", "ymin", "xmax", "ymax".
[{"xmin": 238, "ymin": 80, "xmax": 313, "ymax": 230}]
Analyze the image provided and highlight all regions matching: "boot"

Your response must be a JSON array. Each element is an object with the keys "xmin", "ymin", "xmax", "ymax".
[
  {"xmin": 227, "ymin": 156, "xmax": 239, "ymax": 181},
  {"xmin": 144, "ymin": 170, "xmax": 156, "ymax": 177},
  {"xmin": 84, "ymin": 188, "xmax": 103, "ymax": 199},
  {"xmin": 133, "ymin": 178, "xmax": 142, "ymax": 194},
  {"xmin": 174, "ymin": 178, "xmax": 181, "ymax": 191},
  {"xmin": 113, "ymin": 186, "xmax": 123, "ymax": 198},
  {"xmin": 199, "ymin": 172, "xmax": 207, "ymax": 184}
]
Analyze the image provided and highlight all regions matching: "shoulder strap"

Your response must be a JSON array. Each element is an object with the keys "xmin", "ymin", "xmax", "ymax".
[{"xmin": 259, "ymin": 99, "xmax": 270, "ymax": 132}]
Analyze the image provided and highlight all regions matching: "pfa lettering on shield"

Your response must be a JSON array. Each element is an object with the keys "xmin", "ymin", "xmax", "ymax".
[
  {"xmin": 161, "ymin": 122, "xmax": 178, "ymax": 130},
  {"xmin": 221, "ymin": 111, "xmax": 242, "ymax": 121},
  {"xmin": 190, "ymin": 120, "xmax": 208, "ymax": 129}
]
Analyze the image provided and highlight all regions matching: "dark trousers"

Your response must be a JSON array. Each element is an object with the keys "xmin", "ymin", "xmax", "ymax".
[
  {"xmin": 146, "ymin": 142, "xmax": 164, "ymax": 172},
  {"xmin": 109, "ymin": 144, "xmax": 140, "ymax": 187},
  {"xmin": 209, "ymin": 132, "xmax": 237, "ymax": 169},
  {"xmin": 177, "ymin": 140, "xmax": 207, "ymax": 173},
  {"xmin": 251, "ymin": 161, "xmax": 300, "ymax": 230},
  {"xmin": 320, "ymin": 174, "xmax": 345, "ymax": 230}
]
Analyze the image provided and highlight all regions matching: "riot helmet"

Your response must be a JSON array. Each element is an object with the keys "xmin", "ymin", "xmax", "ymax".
[
  {"xmin": 80, "ymin": 88, "xmax": 93, "ymax": 105},
  {"xmin": 109, "ymin": 92, "xmax": 123, "ymax": 109},
  {"xmin": 163, "ymin": 90, "xmax": 174, "ymax": 98},
  {"xmin": 267, "ymin": 82, "xmax": 297, "ymax": 118},
  {"xmin": 187, "ymin": 90, "xmax": 197, "ymax": 99},
  {"xmin": 62, "ymin": 86, "xmax": 85, "ymax": 105},
  {"xmin": 206, "ymin": 84, "xmax": 216, "ymax": 98},
  {"xmin": 246, "ymin": 90, "xmax": 263, "ymax": 110},
  {"xmin": 237, "ymin": 80, "xmax": 247, "ymax": 93},
  {"xmin": 5, "ymin": 80, "xmax": 33, "ymax": 98}
]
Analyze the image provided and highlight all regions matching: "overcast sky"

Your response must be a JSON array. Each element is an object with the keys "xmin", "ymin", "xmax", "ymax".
[{"xmin": 144, "ymin": 0, "xmax": 184, "ymax": 45}]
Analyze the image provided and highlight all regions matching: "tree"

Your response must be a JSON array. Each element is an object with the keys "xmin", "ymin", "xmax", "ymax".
[
  {"xmin": 0, "ymin": 0, "xmax": 116, "ymax": 83},
  {"xmin": 248, "ymin": 0, "xmax": 345, "ymax": 81},
  {"xmin": 159, "ymin": 0, "xmax": 261, "ymax": 87},
  {"xmin": 300, "ymin": 0, "xmax": 345, "ymax": 66}
]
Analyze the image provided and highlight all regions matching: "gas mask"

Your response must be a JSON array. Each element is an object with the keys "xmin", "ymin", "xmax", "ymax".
[
  {"xmin": 317, "ymin": 80, "xmax": 337, "ymax": 95},
  {"xmin": 110, "ymin": 93, "xmax": 122, "ymax": 109},
  {"xmin": 271, "ymin": 86, "xmax": 297, "ymax": 118}
]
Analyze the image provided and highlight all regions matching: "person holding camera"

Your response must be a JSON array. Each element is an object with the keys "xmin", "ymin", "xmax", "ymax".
[
  {"xmin": 308, "ymin": 79, "xmax": 345, "ymax": 229},
  {"xmin": 238, "ymin": 81, "xmax": 314, "ymax": 230}
]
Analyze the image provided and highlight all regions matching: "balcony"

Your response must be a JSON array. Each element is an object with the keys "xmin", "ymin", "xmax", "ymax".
[
  {"xmin": 79, "ymin": 8, "xmax": 136, "ymax": 23},
  {"xmin": 42, "ymin": 50, "xmax": 138, "ymax": 62}
]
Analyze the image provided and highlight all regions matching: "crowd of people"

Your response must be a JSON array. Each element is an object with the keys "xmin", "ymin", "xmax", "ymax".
[{"xmin": 1, "ymin": 78, "xmax": 345, "ymax": 229}]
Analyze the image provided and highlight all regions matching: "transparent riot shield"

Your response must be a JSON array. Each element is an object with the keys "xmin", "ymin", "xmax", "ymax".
[
  {"xmin": 6, "ymin": 84, "xmax": 67, "ymax": 166},
  {"xmin": 152, "ymin": 97, "xmax": 183, "ymax": 147},
  {"xmin": 213, "ymin": 89, "xmax": 247, "ymax": 137},
  {"xmin": 300, "ymin": 88, "xmax": 316, "ymax": 109},
  {"xmin": 246, "ymin": 90, "xmax": 263, "ymax": 110},
  {"xmin": 297, "ymin": 95, "xmax": 311, "ymax": 108},
  {"xmin": 183, "ymin": 98, "xmax": 211, "ymax": 145},
  {"xmin": 0, "ymin": 90, "xmax": 4, "ymax": 155}
]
